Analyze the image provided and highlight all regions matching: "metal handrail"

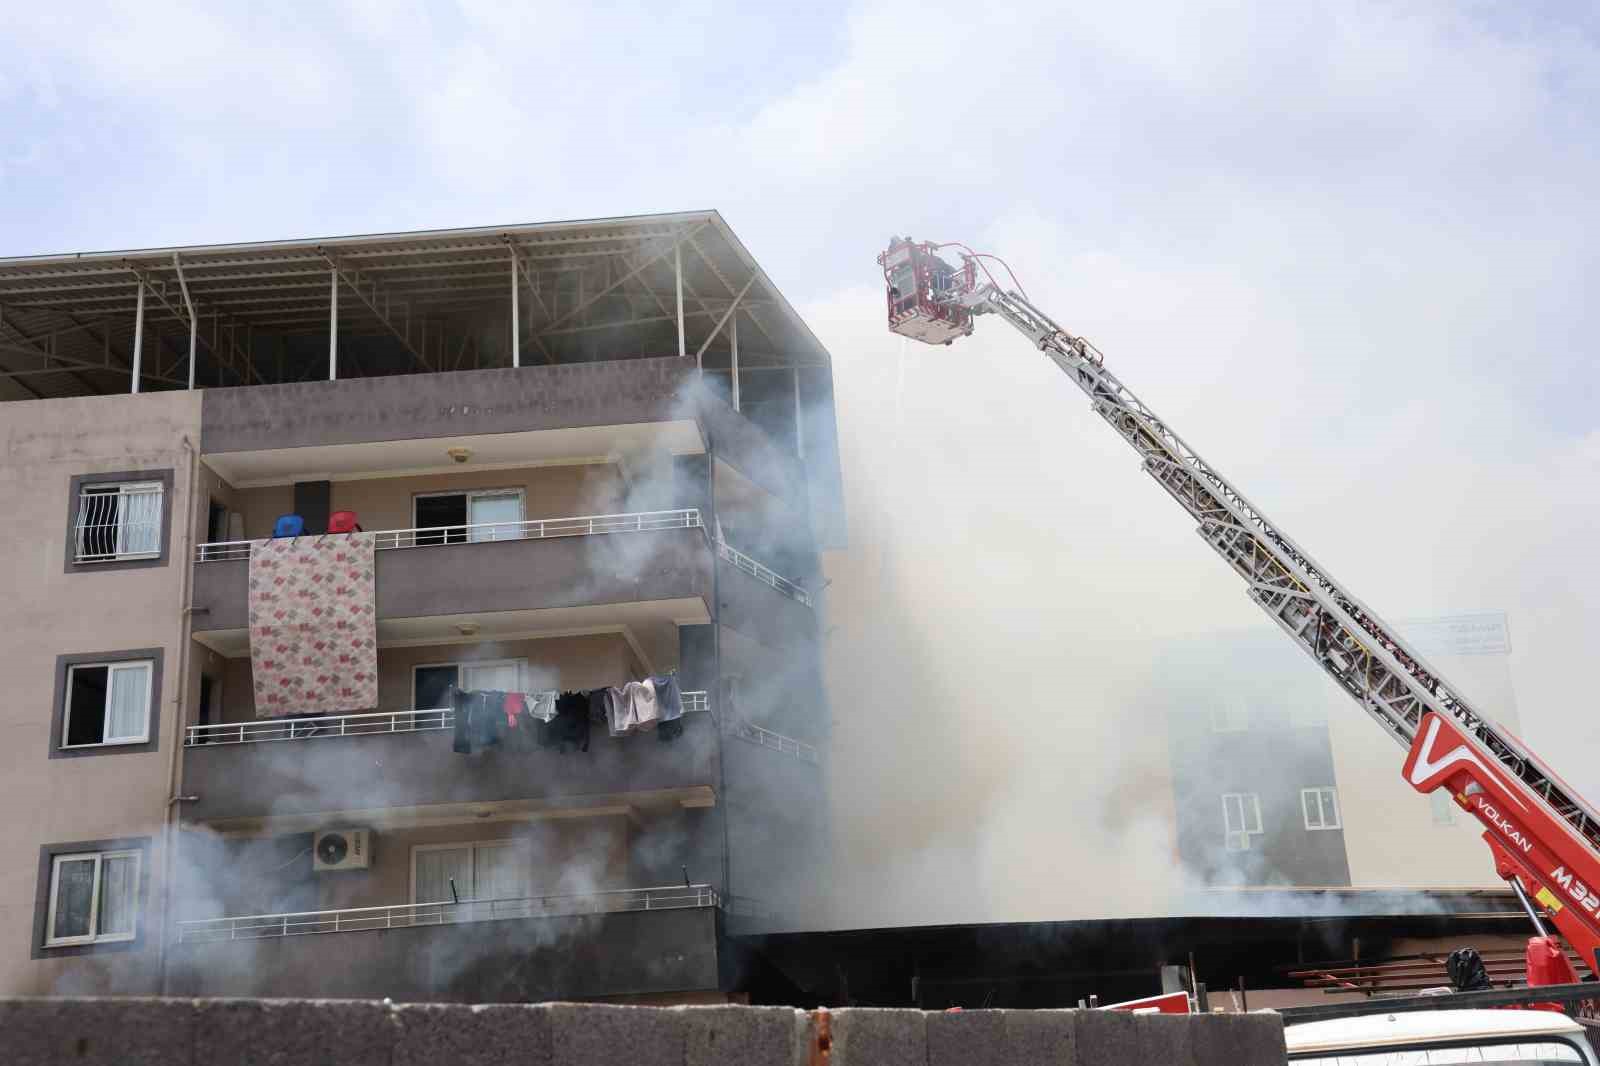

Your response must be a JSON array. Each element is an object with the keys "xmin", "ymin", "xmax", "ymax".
[
  {"xmin": 195, "ymin": 508, "xmax": 704, "ymax": 561},
  {"xmin": 184, "ymin": 691, "xmax": 710, "ymax": 747},
  {"xmin": 176, "ymin": 884, "xmax": 721, "ymax": 944},
  {"xmin": 715, "ymin": 540, "xmax": 813, "ymax": 607},
  {"xmin": 731, "ymin": 717, "xmax": 819, "ymax": 765}
]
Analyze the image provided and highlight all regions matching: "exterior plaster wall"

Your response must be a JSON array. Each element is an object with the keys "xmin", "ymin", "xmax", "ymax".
[{"xmin": 0, "ymin": 391, "xmax": 202, "ymax": 995}]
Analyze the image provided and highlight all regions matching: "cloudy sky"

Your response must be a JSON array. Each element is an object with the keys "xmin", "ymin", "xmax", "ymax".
[{"xmin": 5, "ymin": 2, "xmax": 1598, "ymax": 926}]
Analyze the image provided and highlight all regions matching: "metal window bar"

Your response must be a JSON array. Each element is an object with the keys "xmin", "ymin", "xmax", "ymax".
[
  {"xmin": 175, "ymin": 884, "xmax": 721, "ymax": 944},
  {"xmin": 75, "ymin": 483, "xmax": 163, "ymax": 563},
  {"xmin": 714, "ymin": 540, "xmax": 813, "ymax": 607},
  {"xmin": 194, "ymin": 508, "xmax": 703, "ymax": 561},
  {"xmin": 730, "ymin": 716, "xmax": 819, "ymax": 765},
  {"xmin": 185, "ymin": 693, "xmax": 710, "ymax": 746}
]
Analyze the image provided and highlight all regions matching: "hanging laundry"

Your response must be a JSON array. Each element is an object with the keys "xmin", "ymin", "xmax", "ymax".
[
  {"xmin": 657, "ymin": 718, "xmax": 685, "ymax": 743},
  {"xmin": 652, "ymin": 674, "xmax": 684, "ymax": 722},
  {"xmin": 629, "ymin": 679, "xmax": 660, "ymax": 733},
  {"xmin": 529, "ymin": 690, "xmax": 559, "ymax": 723},
  {"xmin": 541, "ymin": 692, "xmax": 591, "ymax": 753},
  {"xmin": 451, "ymin": 688, "xmax": 504, "ymax": 754},
  {"xmin": 605, "ymin": 685, "xmax": 634, "ymax": 737}
]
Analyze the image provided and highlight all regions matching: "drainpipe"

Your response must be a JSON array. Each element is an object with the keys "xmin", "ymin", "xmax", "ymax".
[{"xmin": 157, "ymin": 433, "xmax": 201, "ymax": 994}]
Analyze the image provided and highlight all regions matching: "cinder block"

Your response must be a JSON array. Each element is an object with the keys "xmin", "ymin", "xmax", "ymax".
[
  {"xmin": 1003, "ymin": 1009, "xmax": 1078, "ymax": 1066},
  {"xmin": 1136, "ymin": 1014, "xmax": 1194, "ymax": 1065},
  {"xmin": 391, "ymin": 1002, "xmax": 552, "ymax": 1066},
  {"xmin": 927, "ymin": 1009, "xmax": 1007, "ymax": 1066},
  {"xmin": 1190, "ymin": 1013, "xmax": 1285, "ymax": 1066},
  {"xmin": 680, "ymin": 1005, "xmax": 807, "ymax": 1066},
  {"xmin": 549, "ymin": 1003, "xmax": 685, "ymax": 1066},
  {"xmin": 193, "ymin": 997, "xmax": 397, "ymax": 1066},
  {"xmin": 0, "ymin": 997, "xmax": 196, "ymax": 1066},
  {"xmin": 1075, "ymin": 1008, "xmax": 1142, "ymax": 1065},
  {"xmin": 829, "ymin": 1008, "xmax": 927, "ymax": 1066}
]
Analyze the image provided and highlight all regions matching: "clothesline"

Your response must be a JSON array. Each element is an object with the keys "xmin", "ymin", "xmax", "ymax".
[{"xmin": 450, "ymin": 673, "xmax": 688, "ymax": 756}]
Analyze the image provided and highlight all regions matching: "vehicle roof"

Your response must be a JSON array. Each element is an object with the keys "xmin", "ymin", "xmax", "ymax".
[{"xmin": 1285, "ymin": 1009, "xmax": 1584, "ymax": 1053}]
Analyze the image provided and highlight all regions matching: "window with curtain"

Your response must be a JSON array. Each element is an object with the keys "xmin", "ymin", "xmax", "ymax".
[
  {"xmin": 63, "ymin": 661, "xmax": 152, "ymax": 748},
  {"xmin": 413, "ymin": 490, "xmax": 525, "ymax": 546},
  {"xmin": 1222, "ymin": 792, "xmax": 1264, "ymax": 851},
  {"xmin": 74, "ymin": 482, "xmax": 163, "ymax": 562},
  {"xmin": 46, "ymin": 850, "xmax": 140, "ymax": 947},
  {"xmin": 1301, "ymin": 787, "xmax": 1342, "ymax": 831},
  {"xmin": 412, "ymin": 842, "xmax": 530, "ymax": 904}
]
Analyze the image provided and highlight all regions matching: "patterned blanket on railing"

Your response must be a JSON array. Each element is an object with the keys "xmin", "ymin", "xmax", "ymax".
[{"xmin": 249, "ymin": 533, "xmax": 377, "ymax": 718}]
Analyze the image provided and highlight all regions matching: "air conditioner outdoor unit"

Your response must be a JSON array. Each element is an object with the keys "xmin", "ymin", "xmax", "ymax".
[{"xmin": 312, "ymin": 828, "xmax": 371, "ymax": 872}]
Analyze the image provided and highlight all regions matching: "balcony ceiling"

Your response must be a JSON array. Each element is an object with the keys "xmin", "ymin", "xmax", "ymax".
[
  {"xmin": 203, "ymin": 419, "xmax": 705, "ymax": 487},
  {"xmin": 0, "ymin": 210, "xmax": 830, "ymax": 402}
]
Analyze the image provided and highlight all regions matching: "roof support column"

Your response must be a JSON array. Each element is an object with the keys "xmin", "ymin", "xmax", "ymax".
[
  {"xmin": 675, "ymin": 243, "xmax": 686, "ymax": 363},
  {"xmin": 794, "ymin": 368, "xmax": 804, "ymax": 460},
  {"xmin": 130, "ymin": 282, "xmax": 145, "ymax": 394},
  {"xmin": 509, "ymin": 248, "xmax": 520, "ymax": 368},
  {"xmin": 730, "ymin": 312, "xmax": 740, "ymax": 413},
  {"xmin": 328, "ymin": 265, "xmax": 338, "ymax": 380},
  {"xmin": 173, "ymin": 253, "xmax": 198, "ymax": 390}
]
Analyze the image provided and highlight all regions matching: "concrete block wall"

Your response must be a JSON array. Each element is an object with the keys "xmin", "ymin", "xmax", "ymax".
[{"xmin": 0, "ymin": 998, "xmax": 1286, "ymax": 1066}]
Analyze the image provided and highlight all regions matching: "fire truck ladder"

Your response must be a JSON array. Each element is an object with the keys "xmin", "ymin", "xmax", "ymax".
[{"xmin": 958, "ymin": 284, "xmax": 1600, "ymax": 860}]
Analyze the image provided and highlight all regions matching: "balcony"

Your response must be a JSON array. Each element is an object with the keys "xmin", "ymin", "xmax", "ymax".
[
  {"xmin": 177, "ymin": 884, "xmax": 719, "ymax": 943},
  {"xmin": 166, "ymin": 887, "xmax": 722, "ymax": 1001},
  {"xmin": 189, "ymin": 508, "xmax": 716, "ymax": 642}
]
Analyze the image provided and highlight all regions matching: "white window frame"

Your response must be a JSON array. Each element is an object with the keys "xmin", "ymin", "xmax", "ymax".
[
  {"xmin": 44, "ymin": 849, "xmax": 141, "ymax": 947},
  {"xmin": 74, "ymin": 481, "xmax": 164, "ymax": 563},
  {"xmin": 61, "ymin": 660, "xmax": 153, "ymax": 748},
  {"xmin": 1301, "ymin": 787, "xmax": 1342, "ymax": 831},
  {"xmin": 409, "ymin": 840, "xmax": 531, "ymax": 904},
  {"xmin": 412, "ymin": 489, "xmax": 526, "ymax": 541},
  {"xmin": 411, "ymin": 658, "xmax": 527, "ymax": 709},
  {"xmin": 1222, "ymin": 792, "xmax": 1263, "ymax": 851}
]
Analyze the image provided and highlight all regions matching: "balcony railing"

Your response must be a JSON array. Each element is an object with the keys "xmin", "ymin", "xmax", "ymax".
[
  {"xmin": 731, "ymin": 717, "xmax": 820, "ymax": 765},
  {"xmin": 176, "ymin": 884, "xmax": 720, "ymax": 944},
  {"xmin": 185, "ymin": 691, "xmax": 710, "ymax": 747},
  {"xmin": 195, "ymin": 508, "xmax": 704, "ymax": 562},
  {"xmin": 715, "ymin": 540, "xmax": 813, "ymax": 607}
]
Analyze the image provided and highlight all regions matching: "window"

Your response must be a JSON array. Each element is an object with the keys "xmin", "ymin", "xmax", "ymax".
[
  {"xmin": 1222, "ymin": 793, "xmax": 1263, "ymax": 851},
  {"xmin": 1430, "ymin": 789, "xmax": 1458, "ymax": 826},
  {"xmin": 1302, "ymin": 787, "xmax": 1342, "ymax": 831},
  {"xmin": 414, "ymin": 489, "xmax": 524, "ymax": 545},
  {"xmin": 412, "ymin": 659, "xmax": 526, "ymax": 709},
  {"xmin": 62, "ymin": 661, "xmax": 152, "ymax": 748},
  {"xmin": 412, "ymin": 842, "xmax": 530, "ymax": 904},
  {"xmin": 44, "ymin": 849, "xmax": 141, "ymax": 947},
  {"xmin": 74, "ymin": 481, "xmax": 163, "ymax": 562}
]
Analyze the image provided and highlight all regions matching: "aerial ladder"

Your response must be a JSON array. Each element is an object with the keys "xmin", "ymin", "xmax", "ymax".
[{"xmin": 879, "ymin": 237, "xmax": 1600, "ymax": 989}]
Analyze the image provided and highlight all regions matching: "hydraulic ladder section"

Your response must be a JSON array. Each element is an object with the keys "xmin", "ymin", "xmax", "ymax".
[{"xmin": 956, "ymin": 283, "xmax": 1600, "ymax": 882}]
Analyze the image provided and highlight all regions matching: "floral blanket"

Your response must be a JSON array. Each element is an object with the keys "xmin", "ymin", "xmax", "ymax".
[{"xmin": 248, "ymin": 533, "xmax": 378, "ymax": 718}]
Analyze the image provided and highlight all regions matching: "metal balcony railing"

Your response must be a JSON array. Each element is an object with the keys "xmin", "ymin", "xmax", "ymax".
[
  {"xmin": 184, "ymin": 691, "xmax": 710, "ymax": 747},
  {"xmin": 715, "ymin": 540, "xmax": 813, "ymax": 607},
  {"xmin": 194, "ymin": 508, "xmax": 704, "ymax": 561},
  {"xmin": 175, "ymin": 884, "xmax": 721, "ymax": 944},
  {"xmin": 730, "ymin": 717, "xmax": 819, "ymax": 765}
]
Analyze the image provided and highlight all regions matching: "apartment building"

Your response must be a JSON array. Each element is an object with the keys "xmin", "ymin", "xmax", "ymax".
[
  {"xmin": 1166, "ymin": 612, "xmax": 1525, "ymax": 908},
  {"xmin": 0, "ymin": 213, "xmax": 841, "ymax": 1001}
]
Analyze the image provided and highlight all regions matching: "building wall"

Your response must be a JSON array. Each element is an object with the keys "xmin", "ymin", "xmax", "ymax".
[{"xmin": 0, "ymin": 391, "xmax": 202, "ymax": 995}]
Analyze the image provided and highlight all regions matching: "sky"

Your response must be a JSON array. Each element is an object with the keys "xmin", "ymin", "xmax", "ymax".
[{"xmin": 4, "ymin": 1, "xmax": 1599, "ymax": 928}]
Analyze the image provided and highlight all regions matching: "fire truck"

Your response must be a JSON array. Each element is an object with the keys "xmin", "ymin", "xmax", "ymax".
[{"xmin": 878, "ymin": 237, "xmax": 1600, "ymax": 994}]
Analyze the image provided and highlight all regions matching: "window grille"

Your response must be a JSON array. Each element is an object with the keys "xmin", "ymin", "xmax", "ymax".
[{"xmin": 75, "ymin": 482, "xmax": 163, "ymax": 563}]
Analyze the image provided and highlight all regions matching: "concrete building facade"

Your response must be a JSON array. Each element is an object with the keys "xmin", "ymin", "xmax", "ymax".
[{"xmin": 0, "ymin": 213, "xmax": 840, "ymax": 1001}]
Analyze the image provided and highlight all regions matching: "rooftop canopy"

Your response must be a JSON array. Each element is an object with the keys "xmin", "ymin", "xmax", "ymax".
[{"xmin": 0, "ymin": 210, "xmax": 827, "ymax": 402}]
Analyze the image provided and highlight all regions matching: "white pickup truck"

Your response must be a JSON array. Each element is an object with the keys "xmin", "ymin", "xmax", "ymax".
[{"xmin": 1286, "ymin": 1008, "xmax": 1599, "ymax": 1065}]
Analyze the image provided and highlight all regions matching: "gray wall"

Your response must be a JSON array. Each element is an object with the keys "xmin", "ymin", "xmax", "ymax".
[
  {"xmin": 191, "ymin": 528, "xmax": 714, "ymax": 632},
  {"xmin": 0, "ymin": 998, "xmax": 1287, "ymax": 1065},
  {"xmin": 200, "ymin": 359, "xmax": 698, "ymax": 454}
]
